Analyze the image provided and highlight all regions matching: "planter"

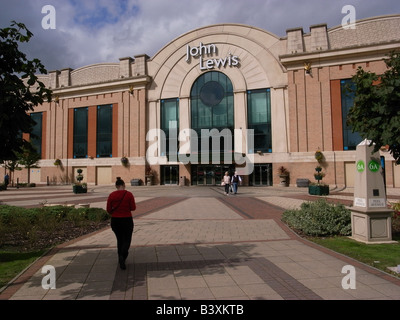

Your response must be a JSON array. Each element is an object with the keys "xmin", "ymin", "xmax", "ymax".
[
  {"xmin": 131, "ymin": 179, "xmax": 141, "ymax": 186},
  {"xmin": 145, "ymin": 175, "xmax": 153, "ymax": 186},
  {"xmin": 73, "ymin": 185, "xmax": 87, "ymax": 194},
  {"xmin": 308, "ymin": 184, "xmax": 329, "ymax": 196},
  {"xmin": 121, "ymin": 157, "xmax": 129, "ymax": 167},
  {"xmin": 296, "ymin": 178, "xmax": 310, "ymax": 187},
  {"xmin": 279, "ymin": 175, "xmax": 289, "ymax": 186}
]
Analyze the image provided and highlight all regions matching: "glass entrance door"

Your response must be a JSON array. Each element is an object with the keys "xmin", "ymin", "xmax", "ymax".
[
  {"xmin": 191, "ymin": 164, "xmax": 234, "ymax": 185},
  {"xmin": 162, "ymin": 165, "xmax": 179, "ymax": 185},
  {"xmin": 206, "ymin": 166, "xmax": 214, "ymax": 185},
  {"xmin": 250, "ymin": 164, "xmax": 272, "ymax": 186}
]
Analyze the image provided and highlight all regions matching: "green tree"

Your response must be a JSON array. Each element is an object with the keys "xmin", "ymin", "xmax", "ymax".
[
  {"xmin": 16, "ymin": 143, "xmax": 41, "ymax": 184},
  {"xmin": 347, "ymin": 51, "xmax": 400, "ymax": 164},
  {"xmin": 0, "ymin": 21, "xmax": 52, "ymax": 161}
]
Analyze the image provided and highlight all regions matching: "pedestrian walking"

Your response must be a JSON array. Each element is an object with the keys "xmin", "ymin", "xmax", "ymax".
[
  {"xmin": 222, "ymin": 171, "xmax": 231, "ymax": 195},
  {"xmin": 106, "ymin": 177, "xmax": 136, "ymax": 270},
  {"xmin": 231, "ymin": 171, "xmax": 242, "ymax": 194}
]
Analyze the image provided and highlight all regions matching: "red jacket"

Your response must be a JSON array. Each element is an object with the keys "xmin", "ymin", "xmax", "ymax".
[{"xmin": 106, "ymin": 190, "xmax": 136, "ymax": 218}]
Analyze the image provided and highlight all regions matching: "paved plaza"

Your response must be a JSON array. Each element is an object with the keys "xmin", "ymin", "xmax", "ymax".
[{"xmin": 0, "ymin": 184, "xmax": 400, "ymax": 301}]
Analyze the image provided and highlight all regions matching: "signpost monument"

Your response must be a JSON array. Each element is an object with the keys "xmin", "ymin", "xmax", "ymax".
[{"xmin": 350, "ymin": 139, "xmax": 395, "ymax": 243}]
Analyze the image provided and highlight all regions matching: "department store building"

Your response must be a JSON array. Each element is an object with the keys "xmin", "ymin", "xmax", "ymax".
[{"xmin": 16, "ymin": 14, "xmax": 400, "ymax": 187}]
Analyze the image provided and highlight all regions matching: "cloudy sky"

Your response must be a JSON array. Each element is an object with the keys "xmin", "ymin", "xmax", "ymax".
[{"xmin": 1, "ymin": 0, "xmax": 399, "ymax": 72}]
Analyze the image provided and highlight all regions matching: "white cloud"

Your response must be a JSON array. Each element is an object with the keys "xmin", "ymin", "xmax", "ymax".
[{"xmin": 1, "ymin": 0, "xmax": 400, "ymax": 71}]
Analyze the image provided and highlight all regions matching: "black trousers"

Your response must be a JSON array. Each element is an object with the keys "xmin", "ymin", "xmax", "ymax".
[
  {"xmin": 111, "ymin": 217, "xmax": 134, "ymax": 260},
  {"xmin": 224, "ymin": 184, "xmax": 230, "ymax": 194}
]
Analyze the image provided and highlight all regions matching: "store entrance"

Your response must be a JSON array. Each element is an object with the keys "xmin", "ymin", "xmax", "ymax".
[
  {"xmin": 161, "ymin": 165, "xmax": 179, "ymax": 185},
  {"xmin": 191, "ymin": 164, "xmax": 235, "ymax": 186},
  {"xmin": 249, "ymin": 164, "xmax": 272, "ymax": 186}
]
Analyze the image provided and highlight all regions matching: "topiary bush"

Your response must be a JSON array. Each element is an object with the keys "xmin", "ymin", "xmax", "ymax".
[{"xmin": 281, "ymin": 199, "xmax": 351, "ymax": 236}]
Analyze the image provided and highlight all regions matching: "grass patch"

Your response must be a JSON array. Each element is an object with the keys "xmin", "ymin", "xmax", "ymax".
[
  {"xmin": 0, "ymin": 249, "xmax": 46, "ymax": 289},
  {"xmin": 309, "ymin": 236, "xmax": 400, "ymax": 277}
]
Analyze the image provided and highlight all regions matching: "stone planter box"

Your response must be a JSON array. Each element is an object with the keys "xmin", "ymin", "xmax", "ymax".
[
  {"xmin": 308, "ymin": 184, "xmax": 329, "ymax": 196},
  {"xmin": 296, "ymin": 178, "xmax": 310, "ymax": 187},
  {"xmin": 145, "ymin": 175, "xmax": 153, "ymax": 186},
  {"xmin": 131, "ymin": 179, "xmax": 141, "ymax": 186},
  {"xmin": 73, "ymin": 185, "xmax": 87, "ymax": 194}
]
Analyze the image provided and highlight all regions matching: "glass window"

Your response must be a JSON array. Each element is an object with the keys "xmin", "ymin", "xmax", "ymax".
[
  {"xmin": 30, "ymin": 112, "xmax": 42, "ymax": 157},
  {"xmin": 191, "ymin": 71, "xmax": 234, "ymax": 155},
  {"xmin": 161, "ymin": 98, "xmax": 179, "ymax": 158},
  {"xmin": 73, "ymin": 108, "xmax": 88, "ymax": 158},
  {"xmin": 341, "ymin": 79, "xmax": 362, "ymax": 150},
  {"xmin": 247, "ymin": 89, "xmax": 272, "ymax": 153},
  {"xmin": 97, "ymin": 104, "xmax": 113, "ymax": 157}
]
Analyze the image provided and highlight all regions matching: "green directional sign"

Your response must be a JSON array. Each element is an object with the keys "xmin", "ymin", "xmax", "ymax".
[
  {"xmin": 368, "ymin": 160, "xmax": 380, "ymax": 172},
  {"xmin": 356, "ymin": 160, "xmax": 365, "ymax": 172}
]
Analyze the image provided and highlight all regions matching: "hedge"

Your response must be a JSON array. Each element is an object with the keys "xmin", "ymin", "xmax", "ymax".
[{"xmin": 281, "ymin": 199, "xmax": 352, "ymax": 236}]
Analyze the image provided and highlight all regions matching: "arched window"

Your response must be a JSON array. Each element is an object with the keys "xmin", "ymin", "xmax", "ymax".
[{"xmin": 191, "ymin": 72, "xmax": 234, "ymax": 155}]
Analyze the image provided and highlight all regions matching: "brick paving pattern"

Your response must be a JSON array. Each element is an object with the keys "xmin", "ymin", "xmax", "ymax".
[{"xmin": 1, "ymin": 185, "xmax": 400, "ymax": 301}]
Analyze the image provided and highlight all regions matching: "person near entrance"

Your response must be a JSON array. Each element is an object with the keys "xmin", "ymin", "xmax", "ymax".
[
  {"xmin": 222, "ymin": 171, "xmax": 231, "ymax": 195},
  {"xmin": 4, "ymin": 173, "xmax": 9, "ymax": 190},
  {"xmin": 231, "ymin": 171, "xmax": 242, "ymax": 194},
  {"xmin": 107, "ymin": 177, "xmax": 136, "ymax": 270}
]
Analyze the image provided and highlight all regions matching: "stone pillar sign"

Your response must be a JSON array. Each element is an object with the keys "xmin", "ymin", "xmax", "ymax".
[{"xmin": 350, "ymin": 139, "xmax": 394, "ymax": 243}]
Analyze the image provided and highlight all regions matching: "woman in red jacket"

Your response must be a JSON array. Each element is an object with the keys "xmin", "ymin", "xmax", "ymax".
[{"xmin": 107, "ymin": 177, "xmax": 136, "ymax": 270}]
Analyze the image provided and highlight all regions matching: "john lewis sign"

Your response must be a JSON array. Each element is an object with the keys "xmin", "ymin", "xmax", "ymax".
[{"xmin": 185, "ymin": 42, "xmax": 240, "ymax": 71}]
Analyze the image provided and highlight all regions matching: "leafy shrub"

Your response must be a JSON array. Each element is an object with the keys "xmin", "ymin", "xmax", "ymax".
[
  {"xmin": 281, "ymin": 199, "xmax": 351, "ymax": 236},
  {"xmin": 85, "ymin": 208, "xmax": 110, "ymax": 221},
  {"xmin": 66, "ymin": 208, "xmax": 88, "ymax": 226},
  {"xmin": 0, "ymin": 205, "xmax": 110, "ymax": 249},
  {"xmin": 390, "ymin": 202, "xmax": 400, "ymax": 235},
  {"xmin": 66, "ymin": 208, "xmax": 109, "ymax": 226}
]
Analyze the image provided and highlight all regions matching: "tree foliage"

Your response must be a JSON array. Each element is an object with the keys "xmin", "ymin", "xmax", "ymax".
[
  {"xmin": 0, "ymin": 21, "xmax": 52, "ymax": 161},
  {"xmin": 347, "ymin": 52, "xmax": 400, "ymax": 164}
]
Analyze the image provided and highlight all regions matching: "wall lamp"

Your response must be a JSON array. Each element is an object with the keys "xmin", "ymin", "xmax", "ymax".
[{"xmin": 129, "ymin": 85, "xmax": 134, "ymax": 95}]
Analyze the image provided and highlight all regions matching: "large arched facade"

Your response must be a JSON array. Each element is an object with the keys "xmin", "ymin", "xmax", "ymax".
[{"xmin": 147, "ymin": 24, "xmax": 289, "ymax": 185}]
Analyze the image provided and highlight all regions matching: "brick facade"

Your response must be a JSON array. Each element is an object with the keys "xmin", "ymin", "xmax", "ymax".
[{"xmin": 7, "ymin": 15, "xmax": 400, "ymax": 188}]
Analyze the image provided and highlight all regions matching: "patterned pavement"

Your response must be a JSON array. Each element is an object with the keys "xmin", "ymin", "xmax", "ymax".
[{"xmin": 1, "ymin": 184, "xmax": 400, "ymax": 302}]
